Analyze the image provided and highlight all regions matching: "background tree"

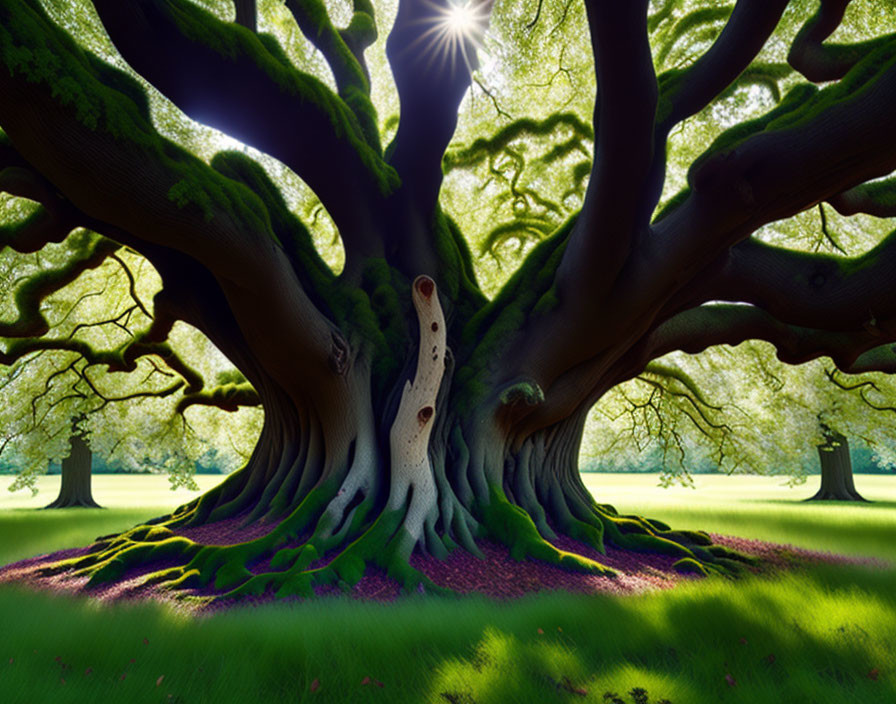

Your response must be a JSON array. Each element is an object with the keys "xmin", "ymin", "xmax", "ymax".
[
  {"xmin": 0, "ymin": 233, "xmax": 263, "ymax": 503},
  {"xmin": 580, "ymin": 341, "xmax": 896, "ymax": 500},
  {"xmin": 1, "ymin": 0, "xmax": 896, "ymax": 598},
  {"xmin": 44, "ymin": 418, "xmax": 99, "ymax": 508}
]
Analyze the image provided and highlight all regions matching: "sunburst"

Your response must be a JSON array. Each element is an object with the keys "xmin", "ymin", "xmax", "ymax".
[{"xmin": 413, "ymin": 0, "xmax": 490, "ymax": 75}]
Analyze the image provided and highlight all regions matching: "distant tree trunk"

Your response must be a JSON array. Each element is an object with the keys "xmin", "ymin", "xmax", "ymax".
[
  {"xmin": 45, "ymin": 432, "xmax": 102, "ymax": 509},
  {"xmin": 807, "ymin": 432, "xmax": 867, "ymax": 502}
]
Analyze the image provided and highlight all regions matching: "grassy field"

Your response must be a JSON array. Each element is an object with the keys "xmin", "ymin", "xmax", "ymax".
[
  {"xmin": 582, "ymin": 473, "xmax": 896, "ymax": 562},
  {"xmin": 1, "ymin": 473, "xmax": 894, "ymax": 704},
  {"xmin": 0, "ymin": 475, "xmax": 226, "ymax": 567}
]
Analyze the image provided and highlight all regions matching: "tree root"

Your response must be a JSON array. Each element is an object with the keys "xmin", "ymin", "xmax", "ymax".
[{"xmin": 33, "ymin": 479, "xmax": 758, "ymax": 604}]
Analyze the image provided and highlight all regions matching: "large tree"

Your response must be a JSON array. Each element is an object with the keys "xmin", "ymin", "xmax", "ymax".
[{"xmin": 2, "ymin": 0, "xmax": 896, "ymax": 597}]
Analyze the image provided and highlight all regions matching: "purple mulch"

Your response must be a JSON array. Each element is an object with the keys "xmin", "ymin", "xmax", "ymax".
[
  {"xmin": 173, "ymin": 513, "xmax": 280, "ymax": 545},
  {"xmin": 711, "ymin": 534, "xmax": 888, "ymax": 569},
  {"xmin": 0, "ymin": 529, "xmax": 887, "ymax": 614}
]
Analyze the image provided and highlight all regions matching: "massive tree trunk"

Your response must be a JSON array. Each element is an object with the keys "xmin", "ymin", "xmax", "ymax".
[
  {"xmin": 3, "ymin": 0, "xmax": 896, "ymax": 600},
  {"xmin": 44, "ymin": 431, "xmax": 101, "ymax": 509},
  {"xmin": 808, "ymin": 432, "xmax": 868, "ymax": 502}
]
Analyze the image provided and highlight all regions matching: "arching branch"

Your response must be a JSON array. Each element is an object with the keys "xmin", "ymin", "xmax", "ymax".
[
  {"xmin": 0, "ymin": 166, "xmax": 80, "ymax": 253},
  {"xmin": 646, "ymin": 303, "xmax": 896, "ymax": 375},
  {"xmin": 787, "ymin": 0, "xmax": 892, "ymax": 83},
  {"xmin": 642, "ymin": 362, "xmax": 724, "ymax": 413},
  {"xmin": 647, "ymin": 43, "xmax": 896, "ymax": 301},
  {"xmin": 708, "ymin": 234, "xmax": 896, "ymax": 333},
  {"xmin": 1, "ymin": 2, "xmax": 344, "ymax": 387},
  {"xmin": 655, "ymin": 1, "xmax": 788, "ymax": 131},
  {"xmin": 90, "ymin": 0, "xmax": 395, "ymax": 239},
  {"xmin": 0, "ymin": 237, "xmax": 119, "ymax": 338}
]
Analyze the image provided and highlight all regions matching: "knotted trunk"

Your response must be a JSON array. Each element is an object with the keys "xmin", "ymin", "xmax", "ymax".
[{"xmin": 35, "ymin": 277, "xmax": 755, "ymax": 601}]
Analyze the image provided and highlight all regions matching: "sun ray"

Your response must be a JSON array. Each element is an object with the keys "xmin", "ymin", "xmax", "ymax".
[{"xmin": 408, "ymin": 0, "xmax": 490, "ymax": 76}]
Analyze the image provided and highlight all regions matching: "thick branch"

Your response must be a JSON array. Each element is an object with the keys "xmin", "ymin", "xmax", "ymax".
[
  {"xmin": 646, "ymin": 303, "xmax": 896, "ymax": 374},
  {"xmin": 656, "ymin": 1, "xmax": 788, "ymax": 130},
  {"xmin": 647, "ymin": 44, "xmax": 896, "ymax": 303},
  {"xmin": 787, "ymin": 0, "xmax": 891, "ymax": 83},
  {"xmin": 386, "ymin": 0, "xmax": 493, "ymax": 211},
  {"xmin": 829, "ymin": 176, "xmax": 896, "ymax": 217},
  {"xmin": 284, "ymin": 0, "xmax": 379, "ymax": 147},
  {"xmin": 642, "ymin": 1, "xmax": 791, "ymax": 232},
  {"xmin": 91, "ymin": 0, "xmax": 395, "ymax": 238},
  {"xmin": 0, "ymin": 2, "xmax": 342, "ymax": 385},
  {"xmin": 709, "ymin": 234, "xmax": 896, "ymax": 333},
  {"xmin": 556, "ymin": 0, "xmax": 656, "ymax": 301},
  {"xmin": 0, "ymin": 166, "xmax": 80, "ymax": 253}
]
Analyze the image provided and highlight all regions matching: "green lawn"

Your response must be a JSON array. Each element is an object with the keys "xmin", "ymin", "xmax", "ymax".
[
  {"xmin": 0, "ymin": 474, "xmax": 226, "ymax": 567},
  {"xmin": 1, "ymin": 473, "xmax": 894, "ymax": 704},
  {"xmin": 582, "ymin": 473, "xmax": 896, "ymax": 562}
]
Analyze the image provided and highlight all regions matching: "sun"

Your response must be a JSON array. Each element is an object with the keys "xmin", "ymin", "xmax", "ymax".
[
  {"xmin": 444, "ymin": 2, "xmax": 477, "ymax": 37},
  {"xmin": 410, "ymin": 0, "xmax": 488, "ymax": 73}
]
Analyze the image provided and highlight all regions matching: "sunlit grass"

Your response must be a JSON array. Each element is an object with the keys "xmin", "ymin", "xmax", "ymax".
[
  {"xmin": 0, "ymin": 474, "xmax": 227, "ymax": 566},
  {"xmin": 582, "ymin": 473, "xmax": 896, "ymax": 562},
  {"xmin": 1, "ymin": 473, "xmax": 894, "ymax": 703}
]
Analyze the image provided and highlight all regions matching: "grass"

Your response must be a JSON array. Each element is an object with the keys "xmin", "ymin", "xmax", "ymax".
[
  {"xmin": 1, "ymin": 473, "xmax": 895, "ymax": 704},
  {"xmin": 0, "ymin": 475, "xmax": 225, "ymax": 566},
  {"xmin": 581, "ymin": 473, "xmax": 896, "ymax": 562}
]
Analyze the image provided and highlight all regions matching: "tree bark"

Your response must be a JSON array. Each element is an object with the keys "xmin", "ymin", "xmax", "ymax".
[
  {"xmin": 807, "ymin": 432, "xmax": 868, "ymax": 502},
  {"xmin": 45, "ymin": 432, "xmax": 101, "ymax": 509}
]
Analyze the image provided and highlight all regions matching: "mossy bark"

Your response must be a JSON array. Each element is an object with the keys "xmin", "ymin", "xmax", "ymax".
[{"xmin": 0, "ymin": 0, "xmax": 790, "ymax": 600}]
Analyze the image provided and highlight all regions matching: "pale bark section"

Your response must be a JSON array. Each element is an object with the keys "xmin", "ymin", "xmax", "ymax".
[{"xmin": 387, "ymin": 276, "xmax": 447, "ymax": 542}]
